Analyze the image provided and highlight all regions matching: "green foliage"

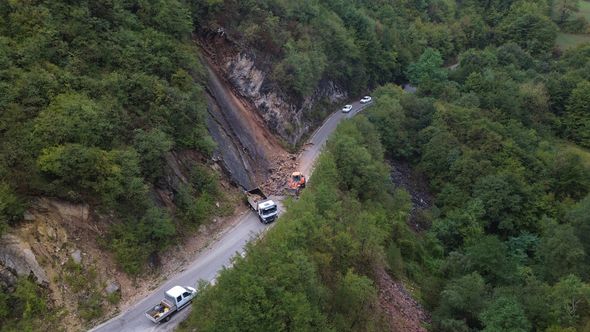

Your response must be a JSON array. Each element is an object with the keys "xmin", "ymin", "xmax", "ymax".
[
  {"xmin": 332, "ymin": 270, "xmax": 380, "ymax": 332},
  {"xmin": 464, "ymin": 236, "xmax": 518, "ymax": 284},
  {"xmin": 0, "ymin": 0, "xmax": 228, "ymax": 284},
  {"xmin": 37, "ymin": 144, "xmax": 147, "ymax": 209},
  {"xmin": 366, "ymin": 51, "xmax": 590, "ymax": 330},
  {"xmin": 0, "ymin": 277, "xmax": 57, "ymax": 332},
  {"xmin": 498, "ymin": 3, "xmax": 558, "ymax": 55},
  {"xmin": 537, "ymin": 223, "xmax": 587, "ymax": 282},
  {"xmin": 480, "ymin": 296, "xmax": 532, "ymax": 332},
  {"xmin": 109, "ymin": 207, "xmax": 175, "ymax": 275},
  {"xmin": 550, "ymin": 275, "xmax": 590, "ymax": 326},
  {"xmin": 564, "ymin": 81, "xmax": 590, "ymax": 148},
  {"xmin": 406, "ymin": 48, "xmax": 448, "ymax": 93},
  {"xmin": 434, "ymin": 273, "xmax": 487, "ymax": 330},
  {"xmin": 33, "ymin": 93, "xmax": 113, "ymax": 148},
  {"xmin": 133, "ymin": 129, "xmax": 173, "ymax": 182},
  {"xmin": 273, "ymin": 38, "xmax": 327, "ymax": 97},
  {"xmin": 181, "ymin": 117, "xmax": 399, "ymax": 332},
  {"xmin": 0, "ymin": 182, "xmax": 24, "ymax": 233},
  {"xmin": 63, "ymin": 259, "xmax": 105, "ymax": 321}
]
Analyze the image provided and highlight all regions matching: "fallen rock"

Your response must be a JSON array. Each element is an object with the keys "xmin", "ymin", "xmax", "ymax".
[
  {"xmin": 71, "ymin": 250, "xmax": 82, "ymax": 264},
  {"xmin": 0, "ymin": 265, "xmax": 17, "ymax": 289},
  {"xmin": 0, "ymin": 234, "xmax": 49, "ymax": 285},
  {"xmin": 105, "ymin": 281, "xmax": 120, "ymax": 295},
  {"xmin": 23, "ymin": 211, "xmax": 35, "ymax": 221}
]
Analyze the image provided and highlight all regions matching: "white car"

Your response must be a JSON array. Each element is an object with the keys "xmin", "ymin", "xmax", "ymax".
[
  {"xmin": 360, "ymin": 96, "xmax": 372, "ymax": 104},
  {"xmin": 342, "ymin": 104, "xmax": 353, "ymax": 113}
]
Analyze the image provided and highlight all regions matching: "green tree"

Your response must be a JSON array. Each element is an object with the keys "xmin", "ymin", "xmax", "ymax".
[
  {"xmin": 37, "ymin": 144, "xmax": 146, "ymax": 209},
  {"xmin": 0, "ymin": 182, "xmax": 24, "ymax": 232},
  {"xmin": 550, "ymin": 275, "xmax": 590, "ymax": 326},
  {"xmin": 480, "ymin": 296, "xmax": 531, "ymax": 332},
  {"xmin": 564, "ymin": 81, "xmax": 590, "ymax": 148},
  {"xmin": 406, "ymin": 48, "xmax": 448, "ymax": 93},
  {"xmin": 332, "ymin": 270, "xmax": 380, "ymax": 331},
  {"xmin": 547, "ymin": 151, "xmax": 590, "ymax": 200},
  {"xmin": 13, "ymin": 278, "xmax": 46, "ymax": 321},
  {"xmin": 464, "ymin": 236, "xmax": 517, "ymax": 284},
  {"xmin": 537, "ymin": 224, "xmax": 587, "ymax": 282},
  {"xmin": 568, "ymin": 195, "xmax": 590, "ymax": 263},
  {"xmin": 498, "ymin": 4, "xmax": 558, "ymax": 55},
  {"xmin": 133, "ymin": 129, "xmax": 173, "ymax": 182},
  {"xmin": 552, "ymin": 0, "xmax": 580, "ymax": 25},
  {"xmin": 435, "ymin": 272, "xmax": 487, "ymax": 328},
  {"xmin": 33, "ymin": 93, "xmax": 113, "ymax": 148}
]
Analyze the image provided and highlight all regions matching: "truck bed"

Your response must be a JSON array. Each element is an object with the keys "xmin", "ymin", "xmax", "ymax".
[
  {"xmin": 145, "ymin": 299, "xmax": 176, "ymax": 323},
  {"xmin": 246, "ymin": 188, "xmax": 267, "ymax": 209}
]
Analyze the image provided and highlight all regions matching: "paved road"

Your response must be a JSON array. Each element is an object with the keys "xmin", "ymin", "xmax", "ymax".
[{"xmin": 89, "ymin": 101, "xmax": 372, "ymax": 332}]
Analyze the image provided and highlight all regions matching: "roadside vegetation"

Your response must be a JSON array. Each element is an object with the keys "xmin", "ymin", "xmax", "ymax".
[
  {"xmin": 2, "ymin": 0, "xmax": 590, "ymax": 330},
  {"xmin": 184, "ymin": 0, "xmax": 590, "ymax": 331},
  {"xmin": 180, "ymin": 117, "xmax": 413, "ymax": 332},
  {"xmin": 0, "ymin": 1, "xmax": 222, "ymax": 329},
  {"xmin": 0, "ymin": 277, "xmax": 61, "ymax": 332}
]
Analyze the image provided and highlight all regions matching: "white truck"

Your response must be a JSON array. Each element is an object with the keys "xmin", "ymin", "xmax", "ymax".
[
  {"xmin": 246, "ymin": 188, "xmax": 278, "ymax": 223},
  {"xmin": 145, "ymin": 286, "xmax": 197, "ymax": 323}
]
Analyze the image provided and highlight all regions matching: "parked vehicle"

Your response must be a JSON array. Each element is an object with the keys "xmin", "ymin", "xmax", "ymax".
[
  {"xmin": 145, "ymin": 286, "xmax": 197, "ymax": 323},
  {"xmin": 342, "ymin": 104, "xmax": 353, "ymax": 113},
  {"xmin": 246, "ymin": 188, "xmax": 278, "ymax": 223},
  {"xmin": 286, "ymin": 172, "xmax": 306, "ymax": 196},
  {"xmin": 360, "ymin": 96, "xmax": 372, "ymax": 103}
]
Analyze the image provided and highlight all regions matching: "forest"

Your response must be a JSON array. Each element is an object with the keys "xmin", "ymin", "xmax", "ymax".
[
  {"xmin": 0, "ymin": 1, "xmax": 220, "ymax": 330},
  {"xmin": 183, "ymin": 0, "xmax": 590, "ymax": 331},
  {"xmin": 1, "ymin": 0, "xmax": 589, "ymax": 330}
]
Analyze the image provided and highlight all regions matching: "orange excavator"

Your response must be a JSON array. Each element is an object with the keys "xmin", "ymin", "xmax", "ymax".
[{"xmin": 286, "ymin": 172, "xmax": 306, "ymax": 196}]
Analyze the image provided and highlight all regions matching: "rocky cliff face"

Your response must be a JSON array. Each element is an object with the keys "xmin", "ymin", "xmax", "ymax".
[
  {"xmin": 0, "ymin": 234, "xmax": 48, "ymax": 288},
  {"xmin": 201, "ymin": 33, "xmax": 347, "ymax": 146}
]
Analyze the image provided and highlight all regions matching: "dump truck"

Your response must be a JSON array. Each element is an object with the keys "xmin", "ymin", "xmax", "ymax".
[
  {"xmin": 286, "ymin": 172, "xmax": 306, "ymax": 196},
  {"xmin": 246, "ymin": 188, "xmax": 278, "ymax": 223},
  {"xmin": 145, "ymin": 286, "xmax": 197, "ymax": 323}
]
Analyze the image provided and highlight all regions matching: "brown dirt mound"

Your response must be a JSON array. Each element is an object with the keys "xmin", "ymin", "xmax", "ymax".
[{"xmin": 374, "ymin": 266, "xmax": 430, "ymax": 332}]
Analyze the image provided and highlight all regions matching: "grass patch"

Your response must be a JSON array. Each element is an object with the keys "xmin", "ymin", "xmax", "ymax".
[
  {"xmin": 63, "ymin": 259, "xmax": 107, "ymax": 322},
  {"xmin": 577, "ymin": 1, "xmax": 590, "ymax": 21},
  {"xmin": 556, "ymin": 32, "xmax": 590, "ymax": 49},
  {"xmin": 559, "ymin": 141, "xmax": 590, "ymax": 168}
]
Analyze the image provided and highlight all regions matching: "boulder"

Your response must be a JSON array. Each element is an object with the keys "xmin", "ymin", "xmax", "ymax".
[
  {"xmin": 71, "ymin": 249, "xmax": 82, "ymax": 264},
  {"xmin": 105, "ymin": 281, "xmax": 120, "ymax": 295},
  {"xmin": 0, "ymin": 234, "xmax": 48, "ymax": 285}
]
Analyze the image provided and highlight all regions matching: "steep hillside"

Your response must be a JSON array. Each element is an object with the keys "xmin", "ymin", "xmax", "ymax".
[
  {"xmin": 181, "ymin": 1, "xmax": 590, "ymax": 332},
  {"xmin": 0, "ymin": 1, "xmax": 231, "ymax": 330}
]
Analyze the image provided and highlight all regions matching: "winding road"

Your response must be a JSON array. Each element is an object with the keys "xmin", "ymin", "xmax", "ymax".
[{"xmin": 89, "ymin": 101, "xmax": 372, "ymax": 332}]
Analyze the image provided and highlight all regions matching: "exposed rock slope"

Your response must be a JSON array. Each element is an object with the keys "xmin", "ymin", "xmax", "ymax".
[{"xmin": 199, "ymin": 30, "xmax": 346, "ymax": 146}]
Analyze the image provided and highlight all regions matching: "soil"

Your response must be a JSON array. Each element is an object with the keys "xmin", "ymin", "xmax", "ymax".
[{"xmin": 374, "ymin": 266, "xmax": 430, "ymax": 332}]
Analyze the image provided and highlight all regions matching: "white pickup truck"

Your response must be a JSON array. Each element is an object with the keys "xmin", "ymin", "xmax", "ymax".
[{"xmin": 145, "ymin": 286, "xmax": 197, "ymax": 323}]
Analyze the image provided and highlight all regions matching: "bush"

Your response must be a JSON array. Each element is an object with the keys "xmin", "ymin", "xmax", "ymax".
[
  {"xmin": 109, "ymin": 207, "xmax": 175, "ymax": 275},
  {"xmin": 0, "ymin": 183, "xmax": 24, "ymax": 232}
]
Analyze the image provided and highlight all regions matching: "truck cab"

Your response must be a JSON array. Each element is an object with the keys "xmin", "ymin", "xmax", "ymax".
[
  {"xmin": 246, "ymin": 188, "xmax": 279, "ymax": 224},
  {"xmin": 165, "ymin": 286, "xmax": 195, "ymax": 309},
  {"xmin": 257, "ymin": 199, "xmax": 278, "ymax": 223}
]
